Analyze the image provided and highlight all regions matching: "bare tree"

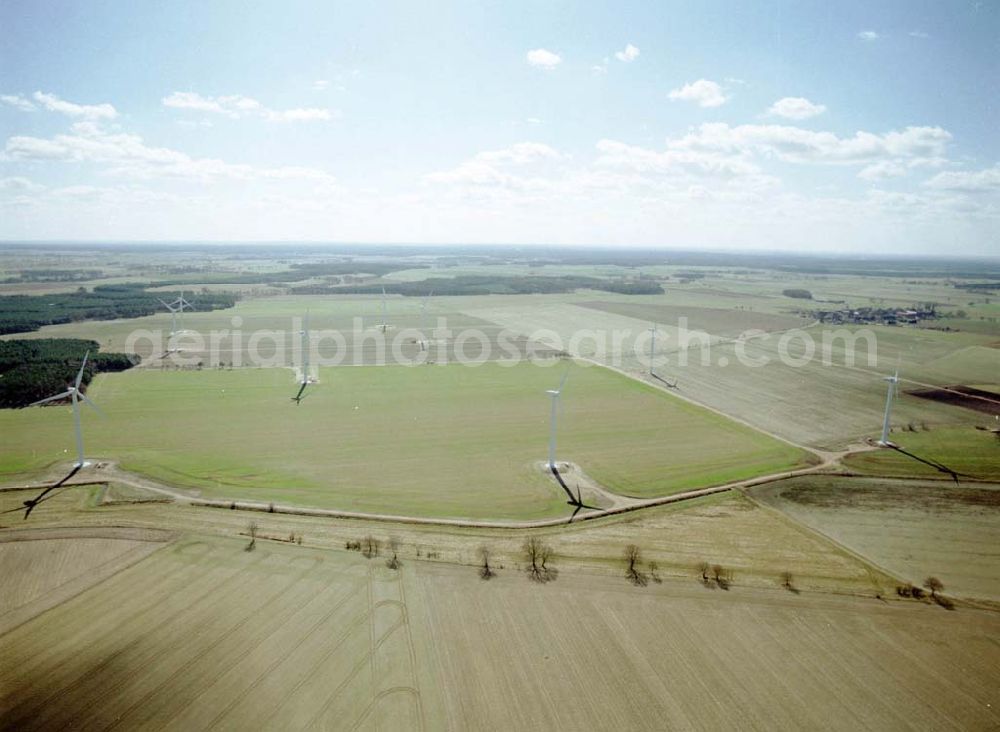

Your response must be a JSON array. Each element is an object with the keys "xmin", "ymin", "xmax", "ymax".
[
  {"xmin": 697, "ymin": 561, "xmax": 710, "ymax": 586},
  {"xmin": 362, "ymin": 535, "xmax": 380, "ymax": 559},
  {"xmin": 924, "ymin": 576, "xmax": 943, "ymax": 598},
  {"xmin": 624, "ymin": 545, "xmax": 647, "ymax": 586},
  {"xmin": 478, "ymin": 546, "xmax": 495, "ymax": 580},
  {"xmin": 524, "ymin": 537, "xmax": 557, "ymax": 583},
  {"xmin": 648, "ymin": 560, "xmax": 661, "ymax": 584},
  {"xmin": 712, "ymin": 564, "xmax": 730, "ymax": 590},
  {"xmin": 386, "ymin": 537, "xmax": 401, "ymax": 569},
  {"xmin": 245, "ymin": 521, "xmax": 258, "ymax": 551},
  {"xmin": 781, "ymin": 571, "xmax": 799, "ymax": 594},
  {"xmin": 524, "ymin": 537, "xmax": 541, "ymax": 577}
]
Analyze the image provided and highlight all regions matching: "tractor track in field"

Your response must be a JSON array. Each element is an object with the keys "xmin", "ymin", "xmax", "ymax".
[{"xmin": 1, "ymin": 453, "xmax": 867, "ymax": 531}]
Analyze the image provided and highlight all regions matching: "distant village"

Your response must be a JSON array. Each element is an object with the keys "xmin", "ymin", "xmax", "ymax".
[{"xmin": 808, "ymin": 305, "xmax": 939, "ymax": 326}]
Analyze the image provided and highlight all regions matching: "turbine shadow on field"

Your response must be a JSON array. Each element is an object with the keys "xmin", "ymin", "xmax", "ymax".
[
  {"xmin": 2, "ymin": 465, "xmax": 82, "ymax": 520},
  {"xmin": 550, "ymin": 465, "xmax": 600, "ymax": 523},
  {"xmin": 888, "ymin": 445, "xmax": 964, "ymax": 483},
  {"xmin": 651, "ymin": 373, "xmax": 678, "ymax": 389}
]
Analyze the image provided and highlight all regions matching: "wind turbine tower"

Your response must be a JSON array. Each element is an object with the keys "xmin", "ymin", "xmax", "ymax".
[
  {"xmin": 27, "ymin": 352, "xmax": 102, "ymax": 468},
  {"xmin": 418, "ymin": 291, "xmax": 433, "ymax": 351},
  {"xmin": 159, "ymin": 298, "xmax": 180, "ymax": 335},
  {"xmin": 378, "ymin": 286, "xmax": 389, "ymax": 333},
  {"xmin": 879, "ymin": 369, "xmax": 900, "ymax": 445},
  {"xmin": 174, "ymin": 291, "xmax": 195, "ymax": 333},
  {"xmin": 545, "ymin": 369, "xmax": 570, "ymax": 470},
  {"xmin": 648, "ymin": 324, "xmax": 657, "ymax": 375},
  {"xmin": 292, "ymin": 312, "xmax": 312, "ymax": 404},
  {"xmin": 159, "ymin": 292, "xmax": 195, "ymax": 336}
]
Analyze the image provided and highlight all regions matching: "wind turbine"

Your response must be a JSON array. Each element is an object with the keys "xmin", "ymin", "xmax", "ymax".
[
  {"xmin": 545, "ymin": 368, "xmax": 570, "ymax": 471},
  {"xmin": 27, "ymin": 352, "xmax": 103, "ymax": 469},
  {"xmin": 879, "ymin": 368, "xmax": 901, "ymax": 446},
  {"xmin": 875, "ymin": 366, "xmax": 963, "ymax": 480},
  {"xmin": 291, "ymin": 312, "xmax": 312, "ymax": 404},
  {"xmin": 648, "ymin": 324, "xmax": 657, "ymax": 375},
  {"xmin": 174, "ymin": 291, "xmax": 195, "ymax": 333},
  {"xmin": 647, "ymin": 323, "xmax": 678, "ymax": 388},
  {"xmin": 158, "ymin": 292, "xmax": 195, "ymax": 336},
  {"xmin": 158, "ymin": 297, "xmax": 180, "ymax": 336},
  {"xmin": 418, "ymin": 290, "xmax": 433, "ymax": 351},
  {"xmin": 377, "ymin": 286, "xmax": 390, "ymax": 333},
  {"xmin": 542, "ymin": 367, "xmax": 599, "ymax": 520}
]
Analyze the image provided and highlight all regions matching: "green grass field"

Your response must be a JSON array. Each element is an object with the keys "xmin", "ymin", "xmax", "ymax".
[
  {"xmin": 0, "ymin": 362, "xmax": 808, "ymax": 520},
  {"xmin": 842, "ymin": 426, "xmax": 1000, "ymax": 481}
]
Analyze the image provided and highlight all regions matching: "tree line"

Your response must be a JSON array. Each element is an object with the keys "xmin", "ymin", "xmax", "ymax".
[
  {"xmin": 292, "ymin": 274, "xmax": 664, "ymax": 298},
  {"xmin": 0, "ymin": 284, "xmax": 237, "ymax": 335},
  {"xmin": 0, "ymin": 339, "xmax": 138, "ymax": 408}
]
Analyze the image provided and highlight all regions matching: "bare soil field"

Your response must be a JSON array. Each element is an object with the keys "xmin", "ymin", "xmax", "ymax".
[
  {"xmin": 0, "ymin": 482, "xmax": 898, "ymax": 596},
  {"xmin": 459, "ymin": 300, "xmax": 996, "ymax": 450},
  {"xmin": 751, "ymin": 476, "xmax": 1000, "ymax": 601},
  {"xmin": 2, "ymin": 531, "xmax": 997, "ymax": 731},
  {"xmin": 3, "ymin": 294, "xmax": 560, "ymax": 366},
  {"xmin": 578, "ymin": 299, "xmax": 810, "ymax": 336},
  {"xmin": 0, "ymin": 535, "xmax": 437, "ymax": 731},
  {"xmin": 414, "ymin": 563, "xmax": 1000, "ymax": 731},
  {"xmin": 0, "ymin": 527, "xmax": 171, "ymax": 634},
  {"xmin": 908, "ymin": 385, "xmax": 1000, "ymax": 416}
]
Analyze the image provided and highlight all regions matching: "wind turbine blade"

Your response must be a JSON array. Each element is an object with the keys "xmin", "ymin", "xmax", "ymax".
[
  {"xmin": 75, "ymin": 352, "xmax": 90, "ymax": 389},
  {"xmin": 27, "ymin": 391, "xmax": 73, "ymax": 407},
  {"xmin": 558, "ymin": 366, "xmax": 570, "ymax": 392},
  {"xmin": 159, "ymin": 298, "xmax": 175, "ymax": 311},
  {"xmin": 80, "ymin": 393, "xmax": 105, "ymax": 417}
]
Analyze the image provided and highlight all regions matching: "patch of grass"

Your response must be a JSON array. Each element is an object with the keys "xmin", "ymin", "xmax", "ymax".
[
  {"xmin": 843, "ymin": 426, "xmax": 1000, "ymax": 480},
  {"xmin": 0, "ymin": 362, "xmax": 809, "ymax": 519}
]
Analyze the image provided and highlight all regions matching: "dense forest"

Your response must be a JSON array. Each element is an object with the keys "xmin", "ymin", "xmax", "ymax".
[
  {"xmin": 0, "ymin": 339, "xmax": 138, "ymax": 408},
  {"xmin": 292, "ymin": 274, "xmax": 664, "ymax": 297},
  {"xmin": 0, "ymin": 284, "xmax": 237, "ymax": 335}
]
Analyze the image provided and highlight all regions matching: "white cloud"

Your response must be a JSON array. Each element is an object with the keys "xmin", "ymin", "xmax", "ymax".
[
  {"xmin": 592, "ymin": 57, "xmax": 609, "ymax": 75},
  {"xmin": 1, "ymin": 94, "xmax": 36, "ymax": 112},
  {"xmin": 595, "ymin": 139, "xmax": 763, "ymax": 179},
  {"xmin": 424, "ymin": 142, "xmax": 565, "ymax": 189},
  {"xmin": 766, "ymin": 97, "xmax": 826, "ymax": 120},
  {"xmin": 268, "ymin": 108, "xmax": 333, "ymax": 122},
  {"xmin": 857, "ymin": 30, "xmax": 880, "ymax": 41},
  {"xmin": 162, "ymin": 92, "xmax": 335, "ymax": 122},
  {"xmin": 312, "ymin": 79, "xmax": 330, "ymax": 90},
  {"xmin": 0, "ymin": 176, "xmax": 45, "ymax": 193},
  {"xmin": 477, "ymin": 142, "xmax": 563, "ymax": 165},
  {"xmin": 32, "ymin": 92, "xmax": 117, "ymax": 120},
  {"xmin": 614, "ymin": 43, "xmax": 640, "ymax": 63},
  {"xmin": 858, "ymin": 161, "xmax": 907, "ymax": 181},
  {"xmin": 525, "ymin": 117, "xmax": 542, "ymax": 125},
  {"xmin": 668, "ymin": 79, "xmax": 728, "ymax": 108},
  {"xmin": 924, "ymin": 164, "xmax": 1000, "ymax": 193},
  {"xmin": 4, "ymin": 121, "xmax": 337, "ymax": 183},
  {"xmin": 669, "ymin": 123, "xmax": 951, "ymax": 165},
  {"xmin": 526, "ymin": 48, "xmax": 562, "ymax": 69},
  {"xmin": 909, "ymin": 30, "xmax": 929, "ymax": 38}
]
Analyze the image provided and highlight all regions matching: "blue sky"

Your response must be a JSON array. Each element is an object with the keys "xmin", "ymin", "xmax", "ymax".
[{"xmin": 1, "ymin": 0, "xmax": 997, "ymax": 253}]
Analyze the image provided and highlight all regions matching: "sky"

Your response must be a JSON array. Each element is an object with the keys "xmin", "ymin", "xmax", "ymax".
[{"xmin": 0, "ymin": 0, "xmax": 997, "ymax": 254}]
